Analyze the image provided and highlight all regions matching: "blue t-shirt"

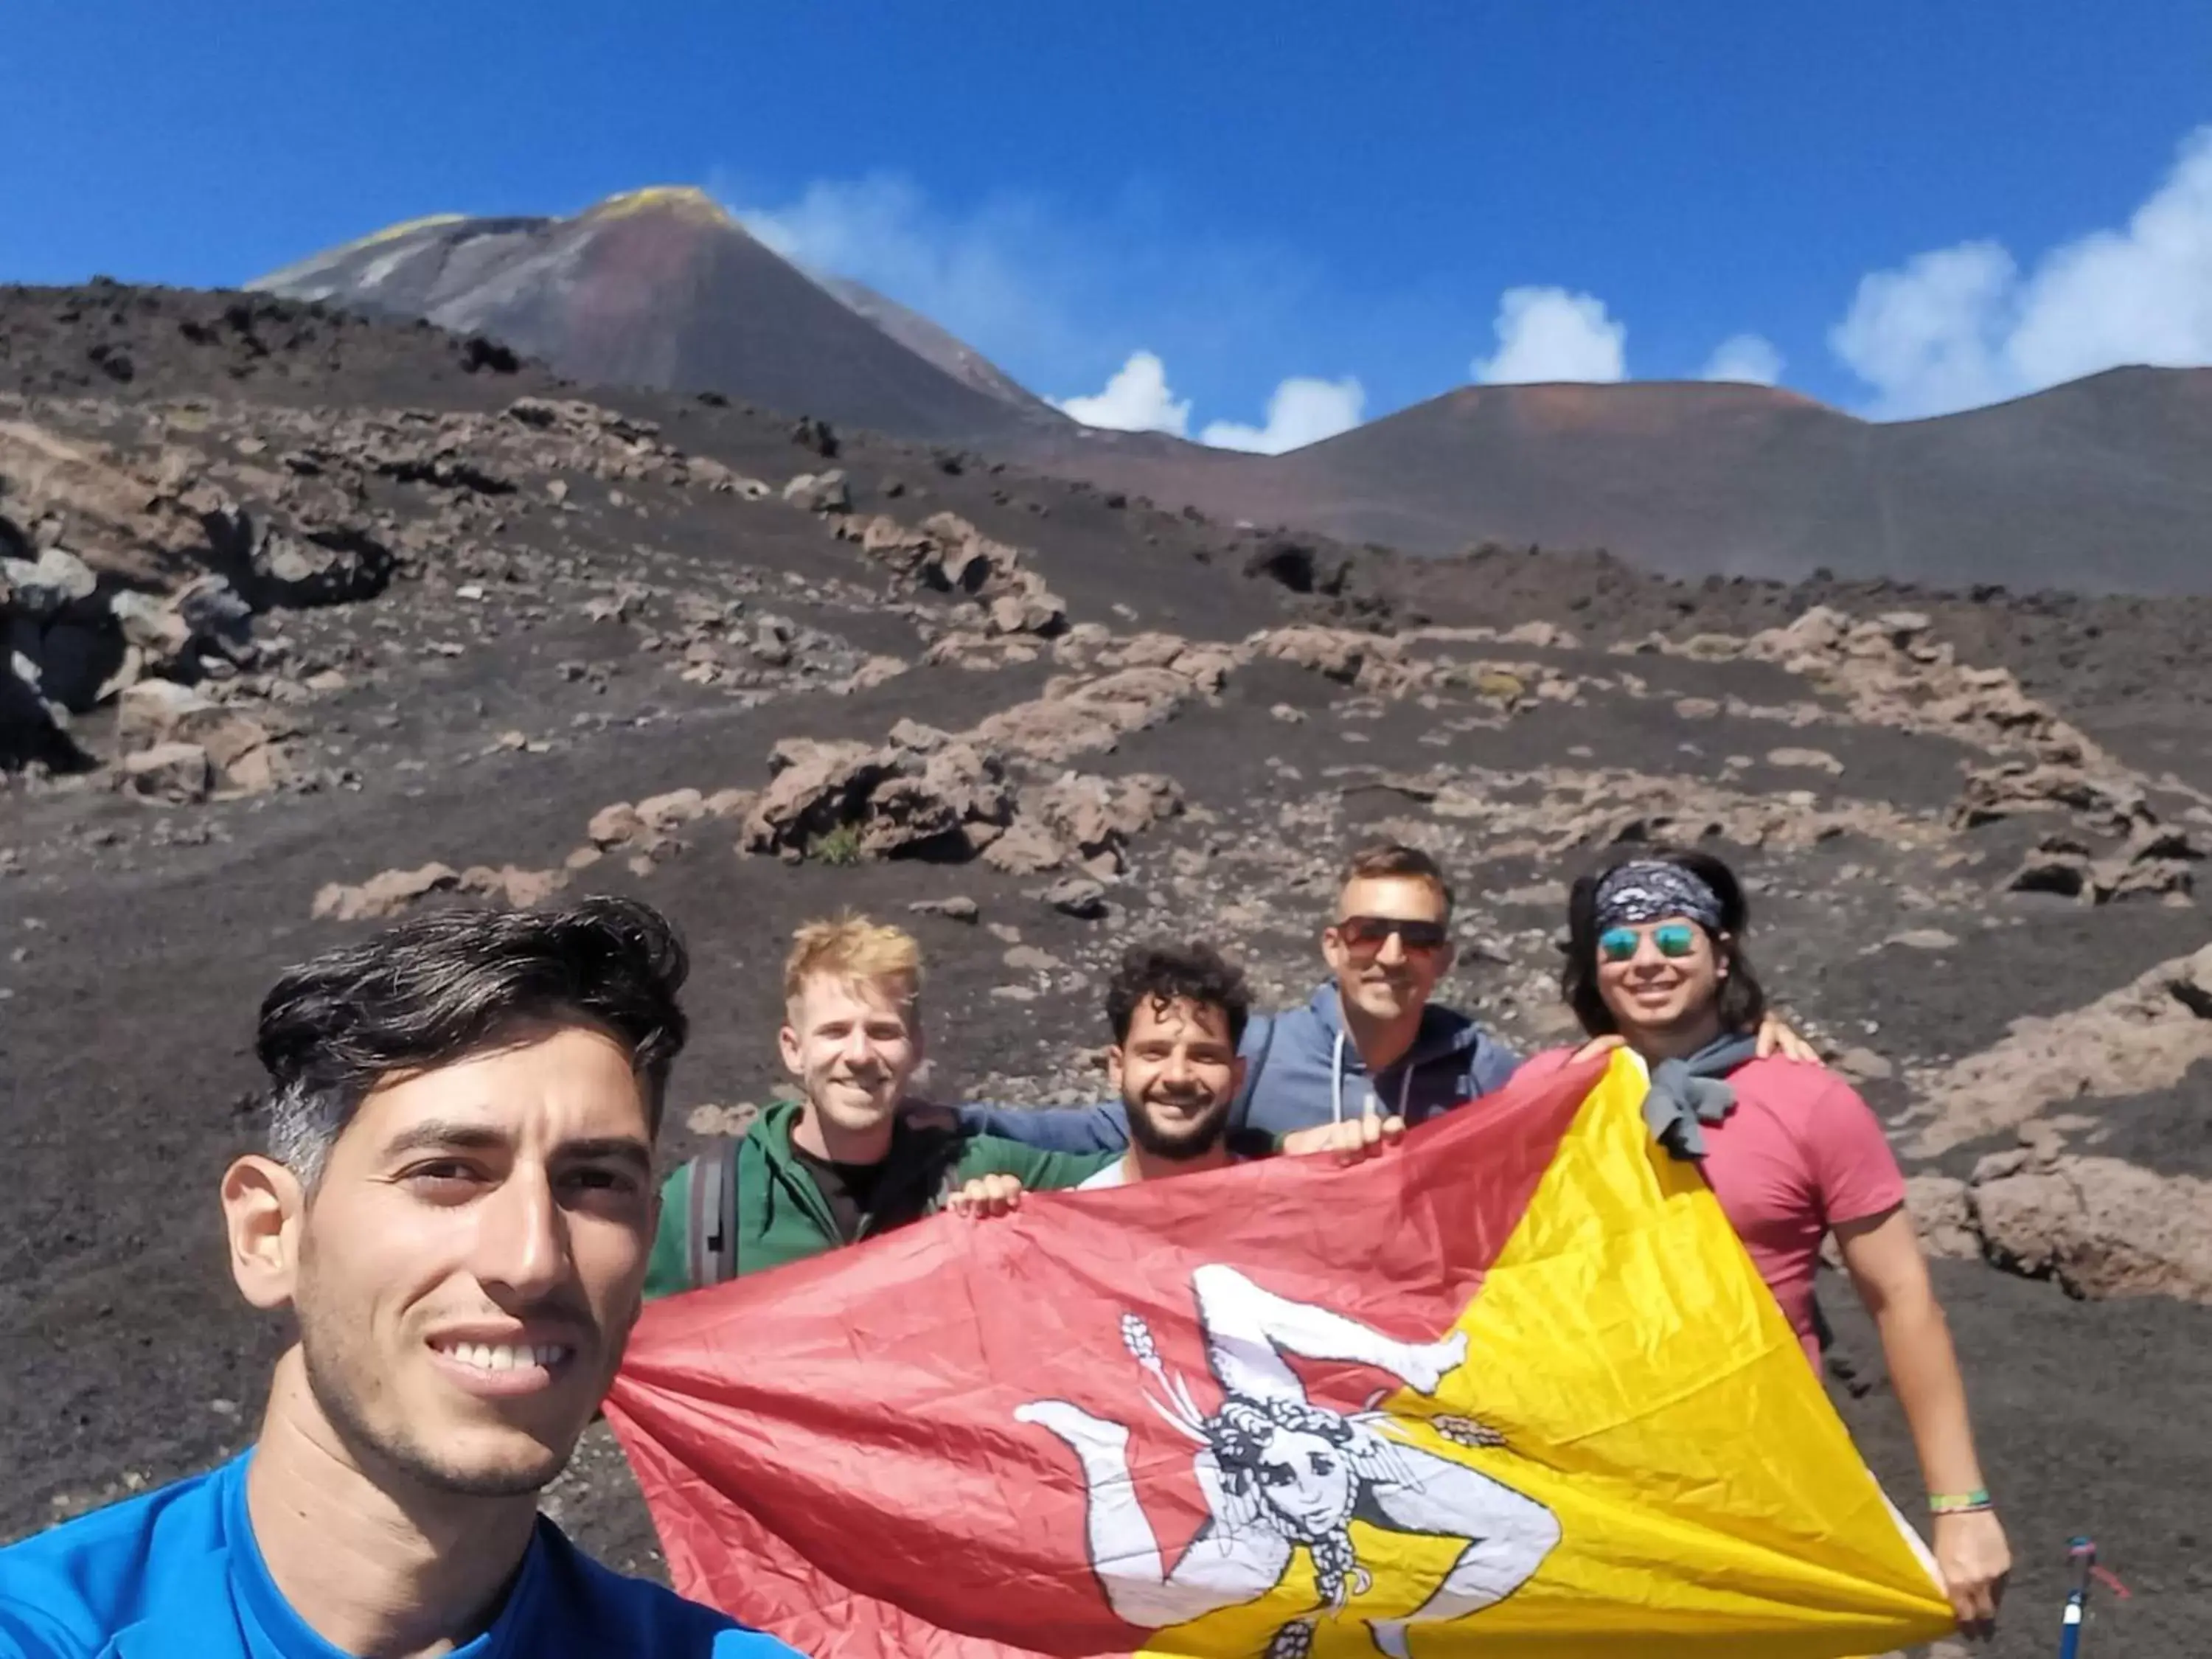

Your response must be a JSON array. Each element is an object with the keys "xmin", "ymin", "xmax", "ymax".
[{"xmin": 0, "ymin": 1454, "xmax": 799, "ymax": 1658}]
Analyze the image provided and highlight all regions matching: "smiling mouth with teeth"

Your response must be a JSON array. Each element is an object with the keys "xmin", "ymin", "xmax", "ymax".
[{"xmin": 433, "ymin": 1340, "xmax": 574, "ymax": 1373}]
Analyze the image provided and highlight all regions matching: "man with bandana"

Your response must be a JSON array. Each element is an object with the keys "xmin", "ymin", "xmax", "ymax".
[{"xmin": 1513, "ymin": 847, "xmax": 2012, "ymax": 1643}]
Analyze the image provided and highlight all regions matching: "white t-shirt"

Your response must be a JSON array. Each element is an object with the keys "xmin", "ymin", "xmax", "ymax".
[{"xmin": 1078, "ymin": 1158, "xmax": 1133, "ymax": 1190}]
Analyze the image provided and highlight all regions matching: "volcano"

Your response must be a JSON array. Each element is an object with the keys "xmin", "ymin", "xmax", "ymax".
[{"xmin": 252, "ymin": 187, "xmax": 1064, "ymax": 445}]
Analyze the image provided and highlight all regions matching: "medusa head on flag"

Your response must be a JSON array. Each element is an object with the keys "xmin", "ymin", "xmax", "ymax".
[{"xmin": 1015, "ymin": 1264, "xmax": 1562, "ymax": 1658}]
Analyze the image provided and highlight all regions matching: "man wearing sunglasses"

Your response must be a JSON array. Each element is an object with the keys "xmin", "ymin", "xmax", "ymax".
[{"xmin": 954, "ymin": 842, "xmax": 1519, "ymax": 1158}]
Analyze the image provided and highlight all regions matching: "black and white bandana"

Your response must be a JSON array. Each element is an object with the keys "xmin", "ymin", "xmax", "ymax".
[{"xmin": 1592, "ymin": 861, "xmax": 1725, "ymax": 933}]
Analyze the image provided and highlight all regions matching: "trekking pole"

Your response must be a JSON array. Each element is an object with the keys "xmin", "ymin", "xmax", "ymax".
[
  {"xmin": 2057, "ymin": 1536, "xmax": 2095, "ymax": 1659},
  {"xmin": 2056, "ymin": 1534, "xmax": 2132, "ymax": 1657}
]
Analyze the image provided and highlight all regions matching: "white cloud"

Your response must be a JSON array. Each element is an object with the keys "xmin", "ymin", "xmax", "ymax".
[
  {"xmin": 1472, "ymin": 286, "xmax": 1627, "ymax": 384},
  {"xmin": 721, "ymin": 170, "xmax": 1316, "ymax": 417},
  {"xmin": 1829, "ymin": 243, "xmax": 2015, "ymax": 417},
  {"xmin": 1053, "ymin": 350, "xmax": 1191, "ymax": 436},
  {"xmin": 1700, "ymin": 333, "xmax": 1785, "ymax": 386},
  {"xmin": 728, "ymin": 173, "xmax": 1083, "ymax": 379},
  {"xmin": 1832, "ymin": 126, "xmax": 2212, "ymax": 418},
  {"xmin": 1200, "ymin": 375, "xmax": 1366, "ymax": 453}
]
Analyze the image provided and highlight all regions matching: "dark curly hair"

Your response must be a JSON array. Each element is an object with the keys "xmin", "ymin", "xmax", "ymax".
[
  {"xmin": 1559, "ymin": 846, "xmax": 1766, "ymax": 1037},
  {"xmin": 257, "ymin": 895, "xmax": 690, "ymax": 1186},
  {"xmin": 1105, "ymin": 939, "xmax": 1251, "ymax": 1048},
  {"xmin": 1208, "ymin": 1396, "xmax": 1368, "ymax": 1609}
]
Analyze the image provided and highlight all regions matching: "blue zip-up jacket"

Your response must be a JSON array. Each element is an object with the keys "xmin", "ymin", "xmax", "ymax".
[{"xmin": 957, "ymin": 982, "xmax": 1522, "ymax": 1155}]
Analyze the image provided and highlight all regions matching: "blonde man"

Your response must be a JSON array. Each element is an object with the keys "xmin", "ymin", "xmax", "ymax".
[{"xmin": 644, "ymin": 917, "xmax": 1107, "ymax": 1295}]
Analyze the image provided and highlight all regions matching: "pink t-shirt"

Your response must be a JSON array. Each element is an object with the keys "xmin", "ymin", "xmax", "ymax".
[{"xmin": 1518, "ymin": 1049, "xmax": 1907, "ymax": 1366}]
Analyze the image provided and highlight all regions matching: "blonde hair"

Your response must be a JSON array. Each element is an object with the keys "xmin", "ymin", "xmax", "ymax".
[{"xmin": 783, "ymin": 914, "xmax": 922, "ymax": 1009}]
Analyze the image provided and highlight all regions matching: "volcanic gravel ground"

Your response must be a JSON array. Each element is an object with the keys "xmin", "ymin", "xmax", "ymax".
[
  {"xmin": 3, "ymin": 286, "xmax": 2209, "ymax": 1658},
  {"xmin": 2068, "ymin": 1062, "xmax": 2212, "ymax": 1178}
]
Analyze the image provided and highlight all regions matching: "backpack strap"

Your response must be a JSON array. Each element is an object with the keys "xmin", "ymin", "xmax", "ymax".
[
  {"xmin": 1224, "ymin": 1014, "xmax": 1279, "ymax": 1158},
  {"xmin": 684, "ymin": 1142, "xmax": 741, "ymax": 1289}
]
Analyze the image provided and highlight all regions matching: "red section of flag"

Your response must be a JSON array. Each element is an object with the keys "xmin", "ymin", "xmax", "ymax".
[{"xmin": 605, "ymin": 1056, "xmax": 1604, "ymax": 1658}]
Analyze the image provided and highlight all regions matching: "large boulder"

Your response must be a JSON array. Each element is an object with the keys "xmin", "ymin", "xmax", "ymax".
[
  {"xmin": 1255, "ymin": 624, "xmax": 1374, "ymax": 683},
  {"xmin": 782, "ymin": 470, "xmax": 852, "ymax": 514},
  {"xmin": 1972, "ymin": 1156, "xmax": 2212, "ymax": 1303},
  {"xmin": 1015, "ymin": 771, "xmax": 1184, "ymax": 875},
  {"xmin": 114, "ymin": 678, "xmax": 284, "ymax": 793},
  {"xmin": 0, "ymin": 547, "xmax": 98, "ymax": 621},
  {"xmin": 978, "ymin": 817, "xmax": 1068, "ymax": 876},
  {"xmin": 740, "ymin": 734, "xmax": 1012, "ymax": 860},
  {"xmin": 118, "ymin": 740, "xmax": 212, "ymax": 803},
  {"xmin": 845, "ymin": 509, "xmax": 1066, "ymax": 636},
  {"xmin": 116, "ymin": 678, "xmax": 217, "ymax": 742},
  {"xmin": 246, "ymin": 526, "xmax": 393, "ymax": 607},
  {"xmin": 914, "ymin": 741, "xmax": 1013, "ymax": 827},
  {"xmin": 312, "ymin": 863, "xmax": 464, "ymax": 922},
  {"xmin": 1905, "ymin": 945, "xmax": 2212, "ymax": 1155},
  {"xmin": 971, "ymin": 666, "xmax": 1211, "ymax": 764},
  {"xmin": 742, "ymin": 738, "xmax": 891, "ymax": 855},
  {"xmin": 1902, "ymin": 1175, "xmax": 1980, "ymax": 1262}
]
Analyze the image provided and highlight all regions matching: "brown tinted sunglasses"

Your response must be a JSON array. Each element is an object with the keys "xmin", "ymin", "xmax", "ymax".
[{"xmin": 1335, "ymin": 916, "xmax": 1450, "ymax": 956}]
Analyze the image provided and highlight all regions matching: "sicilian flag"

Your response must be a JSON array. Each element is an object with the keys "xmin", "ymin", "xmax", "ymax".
[{"xmin": 605, "ymin": 1051, "xmax": 1955, "ymax": 1657}]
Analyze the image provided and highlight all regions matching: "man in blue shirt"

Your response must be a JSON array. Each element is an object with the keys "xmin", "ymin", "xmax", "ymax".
[{"xmin": 0, "ymin": 897, "xmax": 801, "ymax": 1658}]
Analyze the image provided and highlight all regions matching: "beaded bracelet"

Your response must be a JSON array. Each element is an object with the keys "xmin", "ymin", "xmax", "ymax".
[{"xmin": 1927, "ymin": 1489, "xmax": 1993, "ymax": 1514}]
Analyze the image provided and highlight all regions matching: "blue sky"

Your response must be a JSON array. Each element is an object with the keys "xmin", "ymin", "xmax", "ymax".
[{"xmin": 6, "ymin": 1, "xmax": 2211, "ymax": 448}]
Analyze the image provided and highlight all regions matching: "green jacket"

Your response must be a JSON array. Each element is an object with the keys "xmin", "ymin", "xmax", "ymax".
[{"xmin": 644, "ymin": 1099, "xmax": 1111, "ymax": 1298}]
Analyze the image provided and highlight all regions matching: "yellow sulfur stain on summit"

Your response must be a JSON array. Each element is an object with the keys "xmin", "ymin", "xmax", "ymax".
[
  {"xmin": 581, "ymin": 186, "xmax": 734, "ymax": 226},
  {"xmin": 344, "ymin": 213, "xmax": 470, "ymax": 251}
]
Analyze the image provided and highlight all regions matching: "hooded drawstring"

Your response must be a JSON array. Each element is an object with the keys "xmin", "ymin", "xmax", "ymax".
[{"xmin": 1329, "ymin": 1030, "xmax": 1416, "ymax": 1124}]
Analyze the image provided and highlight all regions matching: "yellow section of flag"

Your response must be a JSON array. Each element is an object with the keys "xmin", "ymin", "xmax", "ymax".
[{"xmin": 1141, "ymin": 1050, "xmax": 1954, "ymax": 1658}]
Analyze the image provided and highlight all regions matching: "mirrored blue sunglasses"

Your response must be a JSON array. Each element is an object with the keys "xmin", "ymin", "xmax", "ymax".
[{"xmin": 1598, "ymin": 922, "xmax": 1699, "ymax": 963}]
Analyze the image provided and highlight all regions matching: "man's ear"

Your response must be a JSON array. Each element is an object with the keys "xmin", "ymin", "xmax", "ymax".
[
  {"xmin": 1105, "ymin": 1045, "xmax": 1126, "ymax": 1093},
  {"xmin": 222, "ymin": 1155, "xmax": 305, "ymax": 1312},
  {"xmin": 1226, "ymin": 1055, "xmax": 1248, "ymax": 1100},
  {"xmin": 777, "ymin": 1021, "xmax": 802, "ymax": 1077},
  {"xmin": 1319, "ymin": 926, "xmax": 1348, "ymax": 975},
  {"xmin": 1436, "ymin": 939, "xmax": 1457, "ymax": 978}
]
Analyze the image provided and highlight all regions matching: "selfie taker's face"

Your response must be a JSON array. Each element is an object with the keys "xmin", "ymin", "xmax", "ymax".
[{"xmin": 290, "ymin": 1025, "xmax": 656, "ymax": 1496}]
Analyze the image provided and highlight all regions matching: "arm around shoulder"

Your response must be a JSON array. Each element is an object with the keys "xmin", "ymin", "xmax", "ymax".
[
  {"xmin": 955, "ymin": 1099, "xmax": 1131, "ymax": 1155},
  {"xmin": 1474, "ymin": 1036, "xmax": 1523, "ymax": 1095},
  {"xmin": 962, "ymin": 1132, "xmax": 1114, "ymax": 1192}
]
